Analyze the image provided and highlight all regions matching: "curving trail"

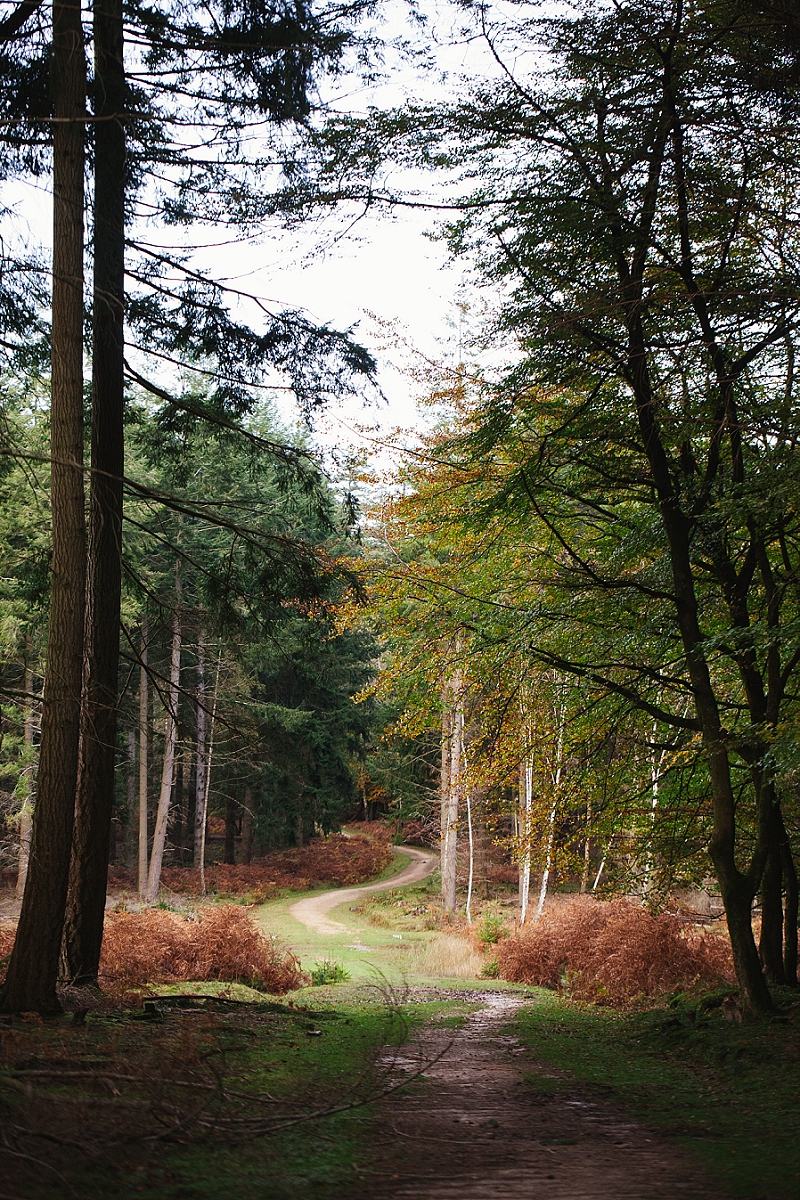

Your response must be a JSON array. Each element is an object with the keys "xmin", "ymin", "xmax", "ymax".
[{"xmin": 288, "ymin": 845, "xmax": 436, "ymax": 936}]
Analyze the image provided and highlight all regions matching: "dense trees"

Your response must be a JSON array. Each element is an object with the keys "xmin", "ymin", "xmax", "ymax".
[{"xmin": 338, "ymin": 0, "xmax": 800, "ymax": 1013}]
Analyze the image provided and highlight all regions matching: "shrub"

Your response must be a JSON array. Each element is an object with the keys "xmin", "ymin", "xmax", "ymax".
[
  {"xmin": 98, "ymin": 906, "xmax": 306, "ymax": 994},
  {"xmin": 309, "ymin": 960, "xmax": 351, "ymax": 985},
  {"xmin": 496, "ymin": 896, "xmax": 734, "ymax": 1006}
]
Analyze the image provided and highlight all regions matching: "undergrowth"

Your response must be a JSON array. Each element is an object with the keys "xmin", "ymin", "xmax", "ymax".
[
  {"xmin": 498, "ymin": 896, "xmax": 734, "ymax": 1005},
  {"xmin": 97, "ymin": 906, "xmax": 306, "ymax": 994},
  {"xmin": 107, "ymin": 833, "xmax": 394, "ymax": 901}
]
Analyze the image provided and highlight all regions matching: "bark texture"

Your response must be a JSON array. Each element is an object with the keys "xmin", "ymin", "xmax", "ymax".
[
  {"xmin": 60, "ymin": 0, "xmax": 125, "ymax": 984},
  {"xmin": 1, "ymin": 1, "xmax": 86, "ymax": 1013}
]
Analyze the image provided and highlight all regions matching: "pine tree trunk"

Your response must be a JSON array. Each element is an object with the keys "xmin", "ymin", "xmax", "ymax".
[
  {"xmin": 144, "ymin": 573, "xmax": 182, "ymax": 903},
  {"xmin": 241, "ymin": 786, "xmax": 254, "ymax": 864},
  {"xmin": 59, "ymin": 0, "xmax": 125, "ymax": 987},
  {"xmin": 125, "ymin": 726, "xmax": 136, "ymax": 868},
  {"xmin": 15, "ymin": 655, "xmax": 35, "ymax": 900},
  {"xmin": 193, "ymin": 626, "xmax": 207, "ymax": 867},
  {"xmin": 224, "ymin": 795, "xmax": 236, "ymax": 864},
  {"xmin": 1, "ymin": 3, "xmax": 86, "ymax": 1013},
  {"xmin": 137, "ymin": 621, "xmax": 149, "ymax": 897}
]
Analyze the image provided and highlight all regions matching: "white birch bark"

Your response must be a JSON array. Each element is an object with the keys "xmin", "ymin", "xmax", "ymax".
[
  {"xmin": 534, "ymin": 682, "xmax": 565, "ymax": 924},
  {"xmin": 144, "ymin": 573, "xmax": 182, "ymax": 903},
  {"xmin": 442, "ymin": 677, "xmax": 462, "ymax": 913},
  {"xmin": 519, "ymin": 758, "xmax": 533, "ymax": 925}
]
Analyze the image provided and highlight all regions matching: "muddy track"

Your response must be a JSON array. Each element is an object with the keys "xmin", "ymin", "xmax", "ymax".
[
  {"xmin": 288, "ymin": 846, "xmax": 436, "ymax": 935},
  {"xmin": 353, "ymin": 991, "xmax": 725, "ymax": 1200}
]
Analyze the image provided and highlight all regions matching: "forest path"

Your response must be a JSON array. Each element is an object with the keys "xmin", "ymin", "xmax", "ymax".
[
  {"xmin": 288, "ymin": 845, "xmax": 436, "ymax": 935},
  {"xmin": 352, "ymin": 991, "xmax": 725, "ymax": 1200}
]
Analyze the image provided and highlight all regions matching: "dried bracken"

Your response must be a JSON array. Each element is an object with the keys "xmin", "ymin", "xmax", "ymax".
[
  {"xmin": 107, "ymin": 833, "xmax": 394, "ymax": 900},
  {"xmin": 496, "ymin": 896, "xmax": 735, "ymax": 1005},
  {"xmin": 98, "ymin": 906, "xmax": 305, "ymax": 993}
]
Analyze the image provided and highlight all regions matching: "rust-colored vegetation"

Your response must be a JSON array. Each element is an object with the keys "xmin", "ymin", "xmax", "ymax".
[
  {"xmin": 107, "ymin": 832, "xmax": 394, "ymax": 900},
  {"xmin": 497, "ymin": 896, "xmax": 734, "ymax": 1005},
  {"xmin": 98, "ymin": 905, "xmax": 306, "ymax": 994}
]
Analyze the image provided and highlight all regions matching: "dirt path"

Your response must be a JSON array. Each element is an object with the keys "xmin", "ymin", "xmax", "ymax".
[
  {"xmin": 288, "ymin": 845, "xmax": 436, "ymax": 935},
  {"xmin": 354, "ymin": 991, "xmax": 724, "ymax": 1200}
]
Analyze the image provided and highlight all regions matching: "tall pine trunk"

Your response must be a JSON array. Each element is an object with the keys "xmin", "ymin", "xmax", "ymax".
[
  {"xmin": 193, "ymin": 626, "xmax": 207, "ymax": 867},
  {"xmin": 60, "ymin": 0, "xmax": 126, "ymax": 984},
  {"xmin": 241, "ymin": 786, "xmax": 254, "ymax": 865},
  {"xmin": 15, "ymin": 652, "xmax": 35, "ymax": 900},
  {"xmin": 144, "ymin": 569, "xmax": 182, "ymax": 902},
  {"xmin": 2, "ymin": 1, "xmax": 87, "ymax": 1013},
  {"xmin": 137, "ymin": 621, "xmax": 149, "ymax": 896}
]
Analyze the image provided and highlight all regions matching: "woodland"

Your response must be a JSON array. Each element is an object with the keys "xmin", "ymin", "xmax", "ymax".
[{"xmin": 1, "ymin": 0, "xmax": 800, "ymax": 1196}]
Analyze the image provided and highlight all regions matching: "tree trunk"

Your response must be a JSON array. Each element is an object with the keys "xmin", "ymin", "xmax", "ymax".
[
  {"xmin": 241, "ymin": 786, "xmax": 254, "ymax": 864},
  {"xmin": 144, "ymin": 573, "xmax": 182, "ymax": 903},
  {"xmin": 580, "ymin": 796, "xmax": 591, "ymax": 895},
  {"xmin": 780, "ymin": 810, "xmax": 798, "ymax": 986},
  {"xmin": 137, "ymin": 621, "xmax": 149, "ymax": 897},
  {"xmin": 124, "ymin": 726, "xmax": 136, "ymax": 868},
  {"xmin": 759, "ymin": 809, "xmax": 785, "ymax": 984},
  {"xmin": 15, "ymin": 655, "xmax": 35, "ymax": 900},
  {"xmin": 59, "ymin": 0, "xmax": 125, "ymax": 986},
  {"xmin": 519, "ymin": 759, "xmax": 532, "ymax": 924},
  {"xmin": 224, "ymin": 794, "xmax": 236, "ymax": 864},
  {"xmin": 295, "ymin": 809, "xmax": 304, "ymax": 847},
  {"xmin": 1, "ymin": 3, "xmax": 86, "ymax": 1014},
  {"xmin": 193, "ymin": 626, "xmax": 207, "ymax": 867},
  {"xmin": 442, "ymin": 684, "xmax": 462, "ymax": 914}
]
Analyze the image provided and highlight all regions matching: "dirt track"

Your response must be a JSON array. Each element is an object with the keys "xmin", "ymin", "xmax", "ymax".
[
  {"xmin": 288, "ymin": 845, "xmax": 436, "ymax": 935},
  {"xmin": 353, "ymin": 991, "xmax": 725, "ymax": 1200}
]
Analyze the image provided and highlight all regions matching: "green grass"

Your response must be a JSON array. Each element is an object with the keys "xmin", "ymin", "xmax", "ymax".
[{"xmin": 514, "ymin": 989, "xmax": 800, "ymax": 1200}]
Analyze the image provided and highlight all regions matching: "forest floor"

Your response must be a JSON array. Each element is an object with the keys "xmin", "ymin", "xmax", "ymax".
[{"xmin": 1, "ymin": 849, "xmax": 799, "ymax": 1199}]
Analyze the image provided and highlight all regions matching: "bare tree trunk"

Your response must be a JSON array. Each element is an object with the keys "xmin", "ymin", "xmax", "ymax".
[
  {"xmin": 15, "ymin": 653, "xmax": 35, "ymax": 900},
  {"xmin": 1, "ymin": 4, "xmax": 86, "ymax": 1014},
  {"xmin": 124, "ymin": 726, "xmax": 136, "ymax": 867},
  {"xmin": 442, "ymin": 680, "xmax": 462, "ymax": 914},
  {"xmin": 137, "ymin": 621, "xmax": 149, "ymax": 897},
  {"xmin": 519, "ymin": 759, "xmax": 532, "ymax": 924},
  {"xmin": 59, "ymin": 0, "xmax": 125, "ymax": 986},
  {"xmin": 534, "ymin": 685, "xmax": 565, "ymax": 925},
  {"xmin": 144, "ymin": 571, "xmax": 182, "ymax": 903},
  {"xmin": 580, "ymin": 796, "xmax": 591, "ymax": 895},
  {"xmin": 465, "ymin": 776, "xmax": 474, "ymax": 924},
  {"xmin": 193, "ymin": 626, "xmax": 207, "ymax": 867},
  {"xmin": 241, "ymin": 785, "xmax": 254, "ymax": 865},
  {"xmin": 440, "ymin": 702, "xmax": 451, "ymax": 891},
  {"xmin": 224, "ymin": 795, "xmax": 236, "ymax": 864},
  {"xmin": 198, "ymin": 650, "xmax": 220, "ymax": 896}
]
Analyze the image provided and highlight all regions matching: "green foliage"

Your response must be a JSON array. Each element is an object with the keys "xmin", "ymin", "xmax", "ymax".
[{"xmin": 310, "ymin": 959, "xmax": 351, "ymax": 985}]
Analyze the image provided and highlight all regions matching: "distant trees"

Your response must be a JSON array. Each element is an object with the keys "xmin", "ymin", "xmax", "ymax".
[{"xmin": 349, "ymin": 0, "xmax": 800, "ymax": 1014}]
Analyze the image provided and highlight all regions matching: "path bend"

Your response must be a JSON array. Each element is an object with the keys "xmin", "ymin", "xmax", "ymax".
[{"xmin": 289, "ymin": 845, "xmax": 436, "ymax": 936}]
